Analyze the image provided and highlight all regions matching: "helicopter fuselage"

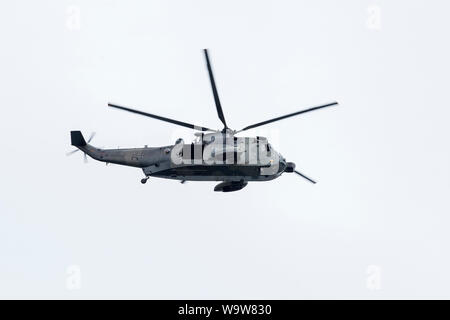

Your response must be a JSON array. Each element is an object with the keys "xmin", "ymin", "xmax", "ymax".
[{"xmin": 76, "ymin": 134, "xmax": 288, "ymax": 183}]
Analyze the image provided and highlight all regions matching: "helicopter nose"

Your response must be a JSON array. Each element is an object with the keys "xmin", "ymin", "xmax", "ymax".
[{"xmin": 285, "ymin": 162, "xmax": 296, "ymax": 173}]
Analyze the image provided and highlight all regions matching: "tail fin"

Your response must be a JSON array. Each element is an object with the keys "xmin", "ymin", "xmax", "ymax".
[{"xmin": 71, "ymin": 131, "xmax": 87, "ymax": 147}]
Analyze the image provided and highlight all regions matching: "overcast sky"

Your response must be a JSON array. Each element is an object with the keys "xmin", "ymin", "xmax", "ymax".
[{"xmin": 0, "ymin": 0, "xmax": 449, "ymax": 299}]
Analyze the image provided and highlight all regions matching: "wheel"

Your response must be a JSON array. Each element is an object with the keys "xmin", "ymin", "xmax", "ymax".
[{"xmin": 141, "ymin": 178, "xmax": 148, "ymax": 184}]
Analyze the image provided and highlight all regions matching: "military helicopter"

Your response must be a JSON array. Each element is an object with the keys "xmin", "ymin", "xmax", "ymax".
[{"xmin": 68, "ymin": 49, "xmax": 337, "ymax": 192}]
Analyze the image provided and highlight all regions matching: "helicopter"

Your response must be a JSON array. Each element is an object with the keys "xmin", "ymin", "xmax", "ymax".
[{"xmin": 68, "ymin": 49, "xmax": 337, "ymax": 192}]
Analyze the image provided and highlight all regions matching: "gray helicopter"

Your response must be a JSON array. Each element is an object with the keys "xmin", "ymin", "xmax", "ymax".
[{"xmin": 68, "ymin": 49, "xmax": 337, "ymax": 192}]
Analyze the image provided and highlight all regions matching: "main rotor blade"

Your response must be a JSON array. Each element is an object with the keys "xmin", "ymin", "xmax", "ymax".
[
  {"xmin": 294, "ymin": 170, "xmax": 316, "ymax": 184},
  {"xmin": 238, "ymin": 101, "xmax": 338, "ymax": 132},
  {"xmin": 108, "ymin": 103, "xmax": 215, "ymax": 132},
  {"xmin": 204, "ymin": 49, "xmax": 227, "ymax": 129}
]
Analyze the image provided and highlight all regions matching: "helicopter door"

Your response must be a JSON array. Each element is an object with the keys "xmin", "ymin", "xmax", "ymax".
[
  {"xmin": 185, "ymin": 143, "xmax": 202, "ymax": 164},
  {"xmin": 192, "ymin": 143, "xmax": 201, "ymax": 164},
  {"xmin": 182, "ymin": 144, "xmax": 192, "ymax": 164},
  {"xmin": 233, "ymin": 137, "xmax": 238, "ymax": 164}
]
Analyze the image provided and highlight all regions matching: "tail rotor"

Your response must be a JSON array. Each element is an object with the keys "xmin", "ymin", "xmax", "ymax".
[{"xmin": 66, "ymin": 132, "xmax": 96, "ymax": 163}]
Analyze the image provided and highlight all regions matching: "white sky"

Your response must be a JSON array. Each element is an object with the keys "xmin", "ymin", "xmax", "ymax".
[{"xmin": 0, "ymin": 0, "xmax": 449, "ymax": 299}]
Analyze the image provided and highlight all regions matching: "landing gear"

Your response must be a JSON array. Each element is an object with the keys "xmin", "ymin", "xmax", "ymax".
[{"xmin": 141, "ymin": 177, "xmax": 149, "ymax": 184}]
